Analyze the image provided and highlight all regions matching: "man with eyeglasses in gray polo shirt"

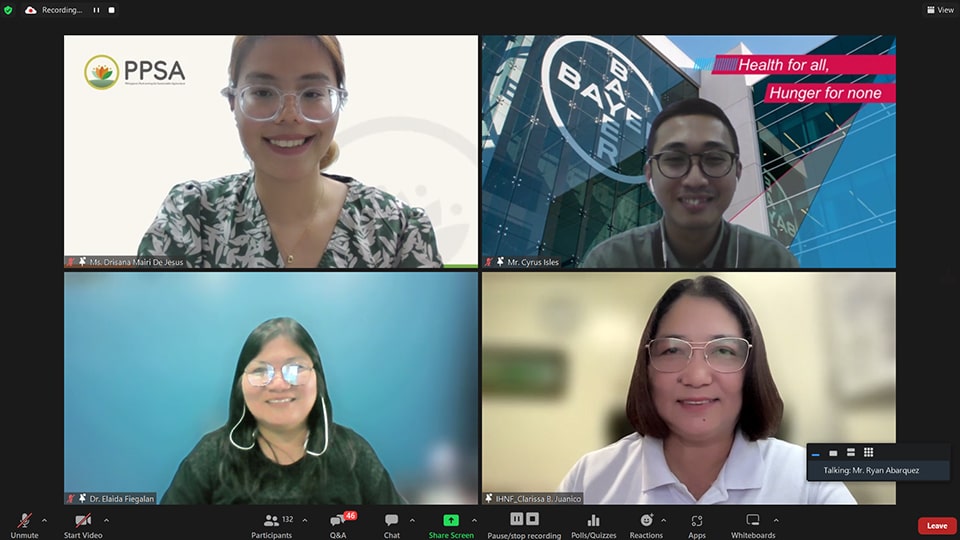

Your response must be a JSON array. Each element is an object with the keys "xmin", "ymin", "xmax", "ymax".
[{"xmin": 580, "ymin": 97, "xmax": 799, "ymax": 269}]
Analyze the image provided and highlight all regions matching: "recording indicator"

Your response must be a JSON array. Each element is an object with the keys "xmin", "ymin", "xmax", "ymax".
[{"xmin": 17, "ymin": 3, "xmax": 118, "ymax": 17}]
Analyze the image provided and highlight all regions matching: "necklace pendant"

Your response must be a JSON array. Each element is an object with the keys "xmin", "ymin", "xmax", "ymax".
[{"xmin": 287, "ymin": 254, "xmax": 294, "ymax": 264}]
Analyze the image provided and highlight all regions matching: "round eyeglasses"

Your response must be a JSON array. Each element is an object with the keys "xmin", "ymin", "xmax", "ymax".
[
  {"xmin": 244, "ymin": 362, "xmax": 314, "ymax": 387},
  {"xmin": 649, "ymin": 150, "xmax": 738, "ymax": 179},
  {"xmin": 646, "ymin": 337, "xmax": 751, "ymax": 373},
  {"xmin": 222, "ymin": 85, "xmax": 348, "ymax": 123}
]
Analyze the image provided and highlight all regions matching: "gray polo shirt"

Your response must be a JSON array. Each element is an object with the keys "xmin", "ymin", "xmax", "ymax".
[{"xmin": 580, "ymin": 220, "xmax": 800, "ymax": 269}]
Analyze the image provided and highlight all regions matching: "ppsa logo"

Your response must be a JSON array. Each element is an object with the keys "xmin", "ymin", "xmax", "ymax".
[
  {"xmin": 85, "ymin": 55, "xmax": 119, "ymax": 90},
  {"xmin": 85, "ymin": 54, "xmax": 186, "ymax": 90}
]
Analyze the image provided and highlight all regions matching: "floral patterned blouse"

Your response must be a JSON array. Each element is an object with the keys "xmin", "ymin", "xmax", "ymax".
[{"xmin": 137, "ymin": 171, "xmax": 443, "ymax": 268}]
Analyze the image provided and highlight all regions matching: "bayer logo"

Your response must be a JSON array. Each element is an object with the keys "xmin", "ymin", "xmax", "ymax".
[{"xmin": 540, "ymin": 36, "xmax": 662, "ymax": 184}]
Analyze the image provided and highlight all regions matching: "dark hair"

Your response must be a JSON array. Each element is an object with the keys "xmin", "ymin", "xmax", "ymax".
[
  {"xmin": 219, "ymin": 317, "xmax": 332, "ymax": 497},
  {"xmin": 625, "ymin": 275, "xmax": 783, "ymax": 441},
  {"xmin": 646, "ymin": 97, "xmax": 740, "ymax": 155}
]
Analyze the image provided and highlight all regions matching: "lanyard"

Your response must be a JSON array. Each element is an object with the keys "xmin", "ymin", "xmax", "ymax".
[{"xmin": 652, "ymin": 221, "xmax": 736, "ymax": 269}]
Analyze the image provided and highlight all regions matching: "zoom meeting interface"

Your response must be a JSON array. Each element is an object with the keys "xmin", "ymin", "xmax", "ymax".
[{"xmin": 11, "ymin": 1, "xmax": 958, "ymax": 539}]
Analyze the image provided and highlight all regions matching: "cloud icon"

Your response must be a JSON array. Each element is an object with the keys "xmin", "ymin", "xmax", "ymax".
[{"xmin": 25, "ymin": 5, "xmax": 37, "ymax": 13}]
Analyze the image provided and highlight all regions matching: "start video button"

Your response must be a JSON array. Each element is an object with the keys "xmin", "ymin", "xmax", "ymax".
[{"xmin": 919, "ymin": 517, "xmax": 957, "ymax": 535}]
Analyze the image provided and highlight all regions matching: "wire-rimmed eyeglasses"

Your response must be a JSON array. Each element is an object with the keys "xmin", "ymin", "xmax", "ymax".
[
  {"xmin": 244, "ymin": 362, "xmax": 315, "ymax": 387},
  {"xmin": 648, "ymin": 150, "xmax": 739, "ymax": 179},
  {"xmin": 646, "ymin": 337, "xmax": 751, "ymax": 373},
  {"xmin": 221, "ymin": 85, "xmax": 348, "ymax": 123}
]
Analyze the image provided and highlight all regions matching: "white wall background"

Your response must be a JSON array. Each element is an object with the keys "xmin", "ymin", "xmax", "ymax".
[{"xmin": 64, "ymin": 35, "xmax": 478, "ymax": 264}]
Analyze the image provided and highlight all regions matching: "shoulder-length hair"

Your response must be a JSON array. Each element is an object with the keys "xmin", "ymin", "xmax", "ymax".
[
  {"xmin": 225, "ymin": 316, "xmax": 331, "ymax": 455},
  {"xmin": 625, "ymin": 275, "xmax": 783, "ymax": 441},
  {"xmin": 218, "ymin": 317, "xmax": 333, "ymax": 499}
]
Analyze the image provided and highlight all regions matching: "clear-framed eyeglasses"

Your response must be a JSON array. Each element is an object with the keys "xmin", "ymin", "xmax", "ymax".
[
  {"xmin": 244, "ymin": 362, "xmax": 315, "ymax": 387},
  {"xmin": 221, "ymin": 85, "xmax": 348, "ymax": 123},
  {"xmin": 646, "ymin": 337, "xmax": 752, "ymax": 373},
  {"xmin": 648, "ymin": 150, "xmax": 739, "ymax": 179}
]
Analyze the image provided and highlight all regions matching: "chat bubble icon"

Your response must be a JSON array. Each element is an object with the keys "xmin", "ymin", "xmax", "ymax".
[
  {"xmin": 330, "ymin": 516, "xmax": 342, "ymax": 526},
  {"xmin": 385, "ymin": 514, "xmax": 399, "ymax": 526}
]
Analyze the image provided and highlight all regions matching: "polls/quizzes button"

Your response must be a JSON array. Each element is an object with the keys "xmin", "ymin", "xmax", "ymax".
[{"xmin": 918, "ymin": 517, "xmax": 957, "ymax": 535}]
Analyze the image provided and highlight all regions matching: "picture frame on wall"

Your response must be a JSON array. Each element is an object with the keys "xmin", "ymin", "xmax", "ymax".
[{"xmin": 820, "ymin": 272, "xmax": 896, "ymax": 404}]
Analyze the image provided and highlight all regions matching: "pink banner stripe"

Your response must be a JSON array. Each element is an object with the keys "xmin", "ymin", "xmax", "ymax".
[
  {"xmin": 712, "ymin": 55, "xmax": 896, "ymax": 75},
  {"xmin": 763, "ymin": 83, "xmax": 896, "ymax": 103}
]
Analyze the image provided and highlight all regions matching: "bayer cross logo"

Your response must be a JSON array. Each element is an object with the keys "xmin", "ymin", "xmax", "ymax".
[{"xmin": 541, "ymin": 36, "xmax": 662, "ymax": 184}]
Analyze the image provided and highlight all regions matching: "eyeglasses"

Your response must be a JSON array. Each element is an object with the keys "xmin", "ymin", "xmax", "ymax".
[
  {"xmin": 646, "ymin": 337, "xmax": 751, "ymax": 373},
  {"xmin": 221, "ymin": 85, "xmax": 348, "ymax": 123},
  {"xmin": 244, "ymin": 362, "xmax": 315, "ymax": 387},
  {"xmin": 649, "ymin": 150, "xmax": 738, "ymax": 179}
]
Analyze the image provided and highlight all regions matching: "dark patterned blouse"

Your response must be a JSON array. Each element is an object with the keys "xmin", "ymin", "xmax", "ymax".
[{"xmin": 138, "ymin": 171, "xmax": 443, "ymax": 268}]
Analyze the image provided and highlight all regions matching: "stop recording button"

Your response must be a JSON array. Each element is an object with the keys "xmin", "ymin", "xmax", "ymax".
[{"xmin": 918, "ymin": 517, "xmax": 957, "ymax": 535}]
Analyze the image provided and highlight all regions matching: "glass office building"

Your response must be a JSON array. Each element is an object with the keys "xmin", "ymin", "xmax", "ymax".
[
  {"xmin": 481, "ymin": 35, "xmax": 896, "ymax": 268},
  {"xmin": 755, "ymin": 35, "xmax": 896, "ymax": 267}
]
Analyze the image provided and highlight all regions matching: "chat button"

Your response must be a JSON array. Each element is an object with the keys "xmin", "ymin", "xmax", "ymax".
[{"xmin": 385, "ymin": 514, "xmax": 399, "ymax": 526}]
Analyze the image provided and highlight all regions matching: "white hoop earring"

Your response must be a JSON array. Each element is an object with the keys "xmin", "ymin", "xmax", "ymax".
[
  {"xmin": 229, "ymin": 405, "xmax": 256, "ymax": 451},
  {"xmin": 305, "ymin": 395, "xmax": 330, "ymax": 457}
]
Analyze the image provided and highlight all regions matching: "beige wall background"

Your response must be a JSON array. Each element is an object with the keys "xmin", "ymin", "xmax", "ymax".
[
  {"xmin": 64, "ymin": 35, "xmax": 478, "ymax": 264},
  {"xmin": 481, "ymin": 272, "xmax": 895, "ymax": 504}
]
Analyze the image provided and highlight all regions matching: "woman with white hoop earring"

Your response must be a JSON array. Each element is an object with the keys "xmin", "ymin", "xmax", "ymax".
[{"xmin": 161, "ymin": 317, "xmax": 405, "ymax": 504}]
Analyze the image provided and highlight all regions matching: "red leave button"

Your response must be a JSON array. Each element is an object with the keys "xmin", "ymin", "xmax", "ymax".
[{"xmin": 919, "ymin": 517, "xmax": 957, "ymax": 535}]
